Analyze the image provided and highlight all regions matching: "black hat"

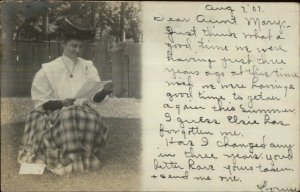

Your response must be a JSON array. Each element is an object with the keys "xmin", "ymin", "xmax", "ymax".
[{"xmin": 54, "ymin": 15, "xmax": 94, "ymax": 40}]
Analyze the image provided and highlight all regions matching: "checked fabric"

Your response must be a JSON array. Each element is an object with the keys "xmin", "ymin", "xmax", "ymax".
[{"xmin": 18, "ymin": 105, "xmax": 108, "ymax": 174}]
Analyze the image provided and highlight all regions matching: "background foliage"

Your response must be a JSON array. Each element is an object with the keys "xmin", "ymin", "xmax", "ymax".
[{"xmin": 2, "ymin": 1, "xmax": 142, "ymax": 42}]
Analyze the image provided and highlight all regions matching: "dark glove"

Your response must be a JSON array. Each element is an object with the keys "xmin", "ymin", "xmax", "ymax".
[
  {"xmin": 42, "ymin": 100, "xmax": 63, "ymax": 110},
  {"xmin": 93, "ymin": 89, "xmax": 112, "ymax": 103},
  {"xmin": 42, "ymin": 98, "xmax": 76, "ymax": 110},
  {"xmin": 93, "ymin": 82, "xmax": 113, "ymax": 103}
]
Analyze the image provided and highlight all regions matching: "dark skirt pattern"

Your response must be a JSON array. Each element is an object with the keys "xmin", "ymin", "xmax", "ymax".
[{"xmin": 18, "ymin": 105, "xmax": 108, "ymax": 174}]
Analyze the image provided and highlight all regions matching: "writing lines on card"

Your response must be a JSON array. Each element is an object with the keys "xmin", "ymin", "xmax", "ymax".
[
  {"xmin": 231, "ymin": 65, "xmax": 299, "ymax": 79},
  {"xmin": 145, "ymin": 2, "xmax": 299, "ymax": 191},
  {"xmin": 257, "ymin": 180, "xmax": 298, "ymax": 192},
  {"xmin": 153, "ymin": 13, "xmax": 190, "ymax": 22},
  {"xmin": 244, "ymin": 17, "xmax": 289, "ymax": 34}
]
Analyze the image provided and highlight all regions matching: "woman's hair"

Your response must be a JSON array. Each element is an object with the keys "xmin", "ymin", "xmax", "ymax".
[
  {"xmin": 61, "ymin": 33, "xmax": 87, "ymax": 43},
  {"xmin": 55, "ymin": 16, "xmax": 94, "ymax": 42}
]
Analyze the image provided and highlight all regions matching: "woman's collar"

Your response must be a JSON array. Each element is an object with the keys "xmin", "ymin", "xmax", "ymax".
[{"xmin": 62, "ymin": 54, "xmax": 77, "ymax": 65}]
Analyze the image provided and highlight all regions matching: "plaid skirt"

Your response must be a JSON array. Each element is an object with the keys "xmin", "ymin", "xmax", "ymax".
[{"xmin": 18, "ymin": 105, "xmax": 108, "ymax": 174}]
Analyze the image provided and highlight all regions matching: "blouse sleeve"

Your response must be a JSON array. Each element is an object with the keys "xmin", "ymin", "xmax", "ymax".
[
  {"xmin": 31, "ymin": 68, "xmax": 56, "ymax": 109},
  {"xmin": 88, "ymin": 61, "xmax": 101, "ymax": 81}
]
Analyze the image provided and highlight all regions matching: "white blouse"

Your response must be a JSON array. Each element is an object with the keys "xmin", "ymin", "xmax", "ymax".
[{"xmin": 31, "ymin": 55, "xmax": 101, "ymax": 109}]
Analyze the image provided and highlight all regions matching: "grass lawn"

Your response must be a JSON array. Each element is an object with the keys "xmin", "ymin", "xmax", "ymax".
[{"xmin": 1, "ymin": 117, "xmax": 142, "ymax": 191}]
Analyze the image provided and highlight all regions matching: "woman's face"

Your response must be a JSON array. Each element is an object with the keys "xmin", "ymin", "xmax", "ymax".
[{"xmin": 63, "ymin": 39, "xmax": 83, "ymax": 60}]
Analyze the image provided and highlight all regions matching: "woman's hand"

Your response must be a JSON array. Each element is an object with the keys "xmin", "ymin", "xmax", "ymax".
[
  {"xmin": 62, "ymin": 98, "xmax": 76, "ymax": 107},
  {"xmin": 73, "ymin": 98, "xmax": 91, "ymax": 107},
  {"xmin": 82, "ymin": 100, "xmax": 91, "ymax": 108}
]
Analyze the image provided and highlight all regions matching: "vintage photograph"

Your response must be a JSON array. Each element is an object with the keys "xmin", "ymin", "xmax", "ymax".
[{"xmin": 1, "ymin": 1, "xmax": 142, "ymax": 191}]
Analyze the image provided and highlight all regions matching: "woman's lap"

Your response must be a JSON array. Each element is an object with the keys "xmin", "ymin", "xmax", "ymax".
[{"xmin": 18, "ymin": 106, "xmax": 108, "ymax": 173}]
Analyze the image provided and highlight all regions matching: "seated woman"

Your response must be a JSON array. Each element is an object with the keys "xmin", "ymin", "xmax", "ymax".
[{"xmin": 18, "ymin": 16, "xmax": 112, "ymax": 175}]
